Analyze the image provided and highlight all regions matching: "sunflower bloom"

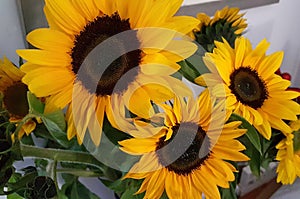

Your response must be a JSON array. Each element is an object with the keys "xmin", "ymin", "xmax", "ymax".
[
  {"xmin": 17, "ymin": 0, "xmax": 199, "ymax": 145},
  {"xmin": 193, "ymin": 6, "xmax": 247, "ymax": 52},
  {"xmin": 0, "ymin": 56, "xmax": 36, "ymax": 139},
  {"xmin": 276, "ymin": 120, "xmax": 300, "ymax": 184},
  {"xmin": 195, "ymin": 37, "xmax": 300, "ymax": 139},
  {"xmin": 119, "ymin": 90, "xmax": 249, "ymax": 199}
]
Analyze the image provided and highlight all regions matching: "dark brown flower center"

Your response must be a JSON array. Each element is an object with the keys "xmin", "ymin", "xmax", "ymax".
[
  {"xmin": 156, "ymin": 122, "xmax": 210, "ymax": 175},
  {"xmin": 3, "ymin": 81, "xmax": 29, "ymax": 119},
  {"xmin": 71, "ymin": 12, "xmax": 141, "ymax": 96},
  {"xmin": 229, "ymin": 67, "xmax": 268, "ymax": 109}
]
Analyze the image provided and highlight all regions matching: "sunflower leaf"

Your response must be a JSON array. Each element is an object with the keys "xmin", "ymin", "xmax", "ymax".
[
  {"xmin": 219, "ymin": 180, "xmax": 237, "ymax": 199},
  {"xmin": 178, "ymin": 44, "xmax": 208, "ymax": 84},
  {"xmin": 60, "ymin": 174, "xmax": 100, "ymax": 199},
  {"xmin": 293, "ymin": 130, "xmax": 300, "ymax": 152},
  {"xmin": 44, "ymin": 109, "xmax": 66, "ymax": 132},
  {"xmin": 41, "ymin": 116, "xmax": 70, "ymax": 148},
  {"xmin": 27, "ymin": 92, "xmax": 44, "ymax": 114},
  {"xmin": 229, "ymin": 113, "xmax": 262, "ymax": 155},
  {"xmin": 120, "ymin": 187, "xmax": 144, "ymax": 199}
]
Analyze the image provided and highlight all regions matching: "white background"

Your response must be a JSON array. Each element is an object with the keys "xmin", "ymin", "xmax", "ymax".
[{"xmin": 0, "ymin": 0, "xmax": 299, "ymax": 198}]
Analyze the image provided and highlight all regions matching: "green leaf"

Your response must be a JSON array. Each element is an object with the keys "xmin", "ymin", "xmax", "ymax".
[
  {"xmin": 7, "ymin": 193, "xmax": 24, "ymax": 199},
  {"xmin": 220, "ymin": 183, "xmax": 237, "ymax": 199},
  {"xmin": 101, "ymin": 178, "xmax": 125, "ymax": 194},
  {"xmin": 60, "ymin": 174, "xmax": 100, "ymax": 199},
  {"xmin": 120, "ymin": 187, "xmax": 144, "ymax": 199},
  {"xmin": 44, "ymin": 109, "xmax": 66, "ymax": 132},
  {"xmin": 27, "ymin": 92, "xmax": 44, "ymax": 114},
  {"xmin": 293, "ymin": 130, "xmax": 300, "ymax": 152},
  {"xmin": 229, "ymin": 113, "xmax": 262, "ymax": 155},
  {"xmin": 178, "ymin": 45, "xmax": 209, "ymax": 84},
  {"xmin": 246, "ymin": 148, "xmax": 261, "ymax": 177},
  {"xmin": 178, "ymin": 60, "xmax": 200, "ymax": 83},
  {"xmin": 5, "ymin": 168, "xmax": 38, "ymax": 195},
  {"xmin": 41, "ymin": 116, "xmax": 70, "ymax": 148}
]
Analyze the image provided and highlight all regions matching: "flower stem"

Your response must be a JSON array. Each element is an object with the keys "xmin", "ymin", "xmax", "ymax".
[{"xmin": 20, "ymin": 143, "xmax": 106, "ymax": 175}]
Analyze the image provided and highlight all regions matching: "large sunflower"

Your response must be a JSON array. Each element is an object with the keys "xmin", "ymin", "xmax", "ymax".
[
  {"xmin": 119, "ymin": 90, "xmax": 249, "ymax": 199},
  {"xmin": 0, "ymin": 56, "xmax": 36, "ymax": 139},
  {"xmin": 17, "ymin": 0, "xmax": 199, "ymax": 145},
  {"xmin": 193, "ymin": 6, "xmax": 247, "ymax": 52},
  {"xmin": 276, "ymin": 119, "xmax": 300, "ymax": 184},
  {"xmin": 195, "ymin": 37, "xmax": 300, "ymax": 139}
]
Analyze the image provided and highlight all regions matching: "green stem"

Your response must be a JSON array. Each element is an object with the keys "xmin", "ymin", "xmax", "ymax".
[
  {"xmin": 52, "ymin": 160, "xmax": 59, "ymax": 192},
  {"xmin": 56, "ymin": 169, "xmax": 102, "ymax": 177},
  {"xmin": 20, "ymin": 144, "xmax": 106, "ymax": 175}
]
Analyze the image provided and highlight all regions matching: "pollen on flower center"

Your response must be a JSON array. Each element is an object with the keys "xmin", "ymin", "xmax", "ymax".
[
  {"xmin": 229, "ymin": 67, "xmax": 268, "ymax": 109},
  {"xmin": 3, "ymin": 81, "xmax": 29, "ymax": 119},
  {"xmin": 71, "ymin": 12, "xmax": 142, "ymax": 96},
  {"xmin": 156, "ymin": 122, "xmax": 211, "ymax": 175}
]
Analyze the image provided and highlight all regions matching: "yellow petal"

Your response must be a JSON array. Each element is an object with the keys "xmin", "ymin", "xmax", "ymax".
[
  {"xmin": 26, "ymin": 28, "xmax": 73, "ymax": 52},
  {"xmin": 17, "ymin": 49, "xmax": 71, "ymax": 67},
  {"xmin": 259, "ymin": 52, "xmax": 284, "ymax": 79},
  {"xmin": 141, "ymin": 54, "xmax": 180, "ymax": 75}
]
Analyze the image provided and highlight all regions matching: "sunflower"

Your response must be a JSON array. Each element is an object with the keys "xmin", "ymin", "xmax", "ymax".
[
  {"xmin": 195, "ymin": 37, "xmax": 300, "ymax": 139},
  {"xmin": 17, "ymin": 0, "xmax": 199, "ymax": 145},
  {"xmin": 119, "ymin": 90, "xmax": 249, "ymax": 199},
  {"xmin": 0, "ymin": 56, "xmax": 36, "ymax": 139},
  {"xmin": 276, "ymin": 119, "xmax": 300, "ymax": 184},
  {"xmin": 193, "ymin": 6, "xmax": 247, "ymax": 52}
]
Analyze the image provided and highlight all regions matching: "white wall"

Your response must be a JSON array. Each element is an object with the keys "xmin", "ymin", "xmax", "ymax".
[
  {"xmin": 243, "ymin": 0, "xmax": 300, "ymax": 87},
  {"xmin": 0, "ymin": 0, "xmax": 26, "ymax": 65}
]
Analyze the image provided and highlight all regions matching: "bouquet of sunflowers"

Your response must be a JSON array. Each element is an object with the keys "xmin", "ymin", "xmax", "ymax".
[{"xmin": 0, "ymin": 0, "xmax": 299, "ymax": 198}]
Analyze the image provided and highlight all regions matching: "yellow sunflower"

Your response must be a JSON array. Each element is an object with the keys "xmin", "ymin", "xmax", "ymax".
[
  {"xmin": 0, "ymin": 56, "xmax": 36, "ymax": 139},
  {"xmin": 193, "ymin": 6, "xmax": 247, "ymax": 52},
  {"xmin": 276, "ymin": 119, "xmax": 300, "ymax": 184},
  {"xmin": 17, "ymin": 0, "xmax": 199, "ymax": 145},
  {"xmin": 195, "ymin": 37, "xmax": 300, "ymax": 139},
  {"xmin": 119, "ymin": 90, "xmax": 249, "ymax": 199},
  {"xmin": 197, "ymin": 6, "xmax": 247, "ymax": 34}
]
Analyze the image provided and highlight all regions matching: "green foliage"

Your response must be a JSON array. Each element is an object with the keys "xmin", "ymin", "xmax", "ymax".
[
  {"xmin": 101, "ymin": 178, "xmax": 144, "ymax": 199},
  {"xmin": 27, "ymin": 92, "xmax": 71, "ymax": 148},
  {"xmin": 59, "ymin": 174, "xmax": 100, "ymax": 199},
  {"xmin": 219, "ymin": 179, "xmax": 238, "ymax": 199},
  {"xmin": 228, "ymin": 113, "xmax": 263, "ymax": 176},
  {"xmin": 4, "ymin": 167, "xmax": 38, "ymax": 197},
  {"xmin": 25, "ymin": 176, "xmax": 57, "ymax": 199},
  {"xmin": 293, "ymin": 130, "xmax": 300, "ymax": 152},
  {"xmin": 0, "ymin": 114, "xmax": 22, "ymax": 195},
  {"xmin": 229, "ymin": 114, "xmax": 262, "ymax": 155},
  {"xmin": 194, "ymin": 20, "xmax": 241, "ymax": 52},
  {"xmin": 178, "ymin": 45, "xmax": 209, "ymax": 84}
]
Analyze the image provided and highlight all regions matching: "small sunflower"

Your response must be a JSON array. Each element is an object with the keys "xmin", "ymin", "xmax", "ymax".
[
  {"xmin": 276, "ymin": 119, "xmax": 300, "ymax": 184},
  {"xmin": 195, "ymin": 37, "xmax": 300, "ymax": 139},
  {"xmin": 119, "ymin": 90, "xmax": 249, "ymax": 199},
  {"xmin": 0, "ymin": 57, "xmax": 36, "ymax": 139},
  {"xmin": 17, "ymin": 0, "xmax": 199, "ymax": 145},
  {"xmin": 193, "ymin": 6, "xmax": 247, "ymax": 52}
]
